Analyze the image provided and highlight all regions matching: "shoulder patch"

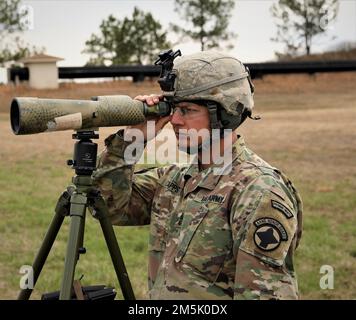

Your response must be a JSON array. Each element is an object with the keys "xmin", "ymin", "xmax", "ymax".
[
  {"xmin": 253, "ymin": 217, "xmax": 288, "ymax": 251},
  {"xmin": 271, "ymin": 200, "xmax": 294, "ymax": 219},
  {"xmin": 238, "ymin": 191, "xmax": 298, "ymax": 266}
]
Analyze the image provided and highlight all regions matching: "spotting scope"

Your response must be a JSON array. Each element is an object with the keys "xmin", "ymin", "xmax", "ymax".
[{"xmin": 10, "ymin": 95, "xmax": 171, "ymax": 135}]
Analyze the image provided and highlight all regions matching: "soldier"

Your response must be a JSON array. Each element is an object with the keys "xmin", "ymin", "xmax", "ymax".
[{"xmin": 92, "ymin": 50, "xmax": 303, "ymax": 300}]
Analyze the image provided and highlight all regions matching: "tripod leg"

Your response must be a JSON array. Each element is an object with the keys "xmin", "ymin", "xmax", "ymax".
[
  {"xmin": 18, "ymin": 188, "xmax": 72, "ymax": 300},
  {"xmin": 59, "ymin": 192, "xmax": 87, "ymax": 300},
  {"xmin": 77, "ymin": 211, "xmax": 86, "ymax": 258},
  {"xmin": 91, "ymin": 196, "xmax": 135, "ymax": 300}
]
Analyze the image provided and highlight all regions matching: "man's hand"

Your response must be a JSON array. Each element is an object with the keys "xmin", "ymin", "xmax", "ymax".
[{"xmin": 125, "ymin": 94, "xmax": 171, "ymax": 142}]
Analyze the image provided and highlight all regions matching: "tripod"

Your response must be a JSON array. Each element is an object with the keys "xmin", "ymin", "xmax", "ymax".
[{"xmin": 18, "ymin": 130, "xmax": 135, "ymax": 300}]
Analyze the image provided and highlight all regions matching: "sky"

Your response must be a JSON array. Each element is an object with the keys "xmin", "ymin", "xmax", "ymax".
[{"xmin": 11, "ymin": 0, "xmax": 356, "ymax": 66}]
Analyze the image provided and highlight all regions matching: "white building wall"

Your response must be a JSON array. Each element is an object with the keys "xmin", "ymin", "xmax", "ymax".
[
  {"xmin": 28, "ymin": 63, "xmax": 59, "ymax": 89},
  {"xmin": 0, "ymin": 68, "xmax": 8, "ymax": 84}
]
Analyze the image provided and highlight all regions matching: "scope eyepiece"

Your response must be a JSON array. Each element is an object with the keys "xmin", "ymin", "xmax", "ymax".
[{"xmin": 143, "ymin": 101, "xmax": 171, "ymax": 117}]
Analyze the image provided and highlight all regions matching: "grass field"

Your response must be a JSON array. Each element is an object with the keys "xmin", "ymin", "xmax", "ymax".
[{"xmin": 0, "ymin": 73, "xmax": 355, "ymax": 299}]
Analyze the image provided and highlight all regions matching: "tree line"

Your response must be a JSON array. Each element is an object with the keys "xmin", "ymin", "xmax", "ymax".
[{"xmin": 0, "ymin": 0, "xmax": 340, "ymax": 66}]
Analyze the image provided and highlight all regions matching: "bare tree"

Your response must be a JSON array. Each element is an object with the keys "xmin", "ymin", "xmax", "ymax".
[{"xmin": 271, "ymin": 0, "xmax": 339, "ymax": 58}]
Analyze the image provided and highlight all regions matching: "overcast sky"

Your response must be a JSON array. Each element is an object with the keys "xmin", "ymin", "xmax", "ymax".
[{"xmin": 17, "ymin": 0, "xmax": 356, "ymax": 66}]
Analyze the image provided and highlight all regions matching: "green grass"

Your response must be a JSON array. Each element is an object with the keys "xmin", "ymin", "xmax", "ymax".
[
  {"xmin": 1, "ymin": 145, "xmax": 355, "ymax": 299},
  {"xmin": 0, "ymin": 155, "xmax": 150, "ymax": 300},
  {"xmin": 294, "ymin": 179, "xmax": 356, "ymax": 299},
  {"xmin": 1, "ymin": 154, "xmax": 354, "ymax": 299}
]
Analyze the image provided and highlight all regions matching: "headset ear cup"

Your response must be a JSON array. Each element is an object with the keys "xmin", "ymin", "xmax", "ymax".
[
  {"xmin": 218, "ymin": 102, "xmax": 248, "ymax": 131},
  {"xmin": 219, "ymin": 107, "xmax": 242, "ymax": 130}
]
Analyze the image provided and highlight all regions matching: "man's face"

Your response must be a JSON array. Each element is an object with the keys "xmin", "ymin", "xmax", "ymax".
[{"xmin": 170, "ymin": 101, "xmax": 211, "ymax": 152}]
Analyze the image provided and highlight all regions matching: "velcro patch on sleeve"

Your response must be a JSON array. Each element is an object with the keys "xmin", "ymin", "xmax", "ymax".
[
  {"xmin": 271, "ymin": 200, "xmax": 294, "ymax": 219},
  {"xmin": 239, "ymin": 192, "xmax": 297, "ymax": 267},
  {"xmin": 253, "ymin": 217, "xmax": 288, "ymax": 251}
]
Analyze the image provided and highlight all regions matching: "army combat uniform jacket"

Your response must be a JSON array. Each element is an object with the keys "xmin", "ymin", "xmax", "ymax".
[{"xmin": 93, "ymin": 132, "xmax": 303, "ymax": 300}]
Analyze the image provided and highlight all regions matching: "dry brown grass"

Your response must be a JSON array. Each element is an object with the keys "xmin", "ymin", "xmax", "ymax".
[{"xmin": 284, "ymin": 48, "xmax": 356, "ymax": 61}]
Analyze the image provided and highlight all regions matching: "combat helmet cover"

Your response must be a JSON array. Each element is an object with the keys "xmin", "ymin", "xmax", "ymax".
[{"xmin": 163, "ymin": 51, "xmax": 254, "ymax": 121}]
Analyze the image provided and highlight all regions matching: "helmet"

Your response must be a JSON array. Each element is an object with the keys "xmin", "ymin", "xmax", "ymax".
[{"xmin": 162, "ymin": 50, "xmax": 255, "ymax": 130}]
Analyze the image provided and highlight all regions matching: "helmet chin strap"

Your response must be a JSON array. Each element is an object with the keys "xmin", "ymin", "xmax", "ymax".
[{"xmin": 206, "ymin": 102, "xmax": 223, "ymax": 130}]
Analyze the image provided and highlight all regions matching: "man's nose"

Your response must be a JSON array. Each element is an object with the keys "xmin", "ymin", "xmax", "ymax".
[{"xmin": 170, "ymin": 109, "xmax": 185, "ymax": 125}]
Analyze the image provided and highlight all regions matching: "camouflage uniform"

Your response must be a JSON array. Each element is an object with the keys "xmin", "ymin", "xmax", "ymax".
[{"xmin": 93, "ymin": 131, "xmax": 303, "ymax": 300}]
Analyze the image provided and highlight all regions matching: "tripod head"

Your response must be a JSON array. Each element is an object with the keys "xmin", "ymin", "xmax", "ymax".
[{"xmin": 67, "ymin": 130, "xmax": 99, "ymax": 176}]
